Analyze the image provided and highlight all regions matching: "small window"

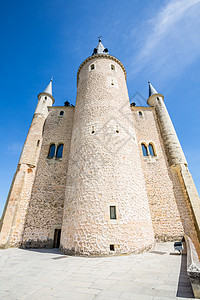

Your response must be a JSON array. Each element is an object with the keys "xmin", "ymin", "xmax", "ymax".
[
  {"xmin": 45, "ymin": 96, "xmax": 47, "ymax": 100},
  {"xmin": 116, "ymin": 125, "xmax": 119, "ymax": 133},
  {"xmin": 111, "ymin": 64, "xmax": 115, "ymax": 71},
  {"xmin": 60, "ymin": 111, "xmax": 64, "ymax": 116},
  {"xmin": 148, "ymin": 144, "xmax": 156, "ymax": 156},
  {"xmin": 37, "ymin": 140, "xmax": 40, "ymax": 147},
  {"xmin": 110, "ymin": 206, "xmax": 116, "ymax": 219},
  {"xmin": 56, "ymin": 144, "xmax": 64, "ymax": 158},
  {"xmin": 90, "ymin": 64, "xmax": 95, "ymax": 70},
  {"xmin": 91, "ymin": 126, "xmax": 95, "ymax": 134},
  {"xmin": 141, "ymin": 144, "xmax": 148, "ymax": 157},
  {"xmin": 139, "ymin": 111, "xmax": 143, "ymax": 116},
  {"xmin": 110, "ymin": 244, "xmax": 115, "ymax": 251},
  {"xmin": 48, "ymin": 144, "xmax": 55, "ymax": 158},
  {"xmin": 111, "ymin": 79, "xmax": 114, "ymax": 86}
]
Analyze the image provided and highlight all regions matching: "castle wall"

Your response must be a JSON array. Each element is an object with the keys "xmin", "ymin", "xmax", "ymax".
[
  {"xmin": 21, "ymin": 107, "xmax": 74, "ymax": 248},
  {"xmin": 61, "ymin": 56, "xmax": 155, "ymax": 256},
  {"xmin": 132, "ymin": 107, "xmax": 200, "ymax": 256},
  {"xmin": 0, "ymin": 113, "xmax": 47, "ymax": 248}
]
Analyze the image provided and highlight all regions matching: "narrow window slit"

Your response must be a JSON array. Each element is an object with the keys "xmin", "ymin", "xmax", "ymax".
[
  {"xmin": 110, "ymin": 244, "xmax": 115, "ymax": 251},
  {"xmin": 110, "ymin": 206, "xmax": 116, "ymax": 219}
]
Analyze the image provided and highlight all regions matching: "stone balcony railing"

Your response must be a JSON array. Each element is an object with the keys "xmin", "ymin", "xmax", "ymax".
[{"xmin": 185, "ymin": 235, "xmax": 200, "ymax": 298}]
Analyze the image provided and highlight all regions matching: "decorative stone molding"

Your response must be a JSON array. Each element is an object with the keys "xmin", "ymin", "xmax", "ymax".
[{"xmin": 185, "ymin": 235, "xmax": 200, "ymax": 298}]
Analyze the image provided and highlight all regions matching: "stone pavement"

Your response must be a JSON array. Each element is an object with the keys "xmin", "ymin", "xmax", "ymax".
[{"xmin": 0, "ymin": 242, "xmax": 194, "ymax": 300}]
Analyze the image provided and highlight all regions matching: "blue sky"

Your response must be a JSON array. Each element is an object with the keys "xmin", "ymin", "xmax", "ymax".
[{"xmin": 0, "ymin": 0, "xmax": 200, "ymax": 216}]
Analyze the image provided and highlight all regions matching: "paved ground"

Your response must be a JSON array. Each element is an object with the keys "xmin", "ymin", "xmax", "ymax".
[{"xmin": 0, "ymin": 242, "xmax": 194, "ymax": 300}]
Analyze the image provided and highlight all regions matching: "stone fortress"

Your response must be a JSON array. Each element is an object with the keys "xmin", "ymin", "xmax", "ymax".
[{"xmin": 0, "ymin": 39, "xmax": 200, "ymax": 257}]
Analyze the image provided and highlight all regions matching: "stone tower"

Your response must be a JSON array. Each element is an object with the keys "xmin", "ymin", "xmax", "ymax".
[
  {"xmin": 1, "ymin": 39, "xmax": 200, "ymax": 257},
  {"xmin": 60, "ymin": 39, "xmax": 155, "ymax": 255},
  {"xmin": 147, "ymin": 82, "xmax": 200, "ymax": 241},
  {"xmin": 0, "ymin": 80, "xmax": 54, "ymax": 248}
]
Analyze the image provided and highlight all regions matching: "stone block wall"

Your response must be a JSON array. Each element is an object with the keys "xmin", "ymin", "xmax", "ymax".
[
  {"xmin": 21, "ymin": 107, "xmax": 74, "ymax": 248},
  {"xmin": 132, "ymin": 107, "xmax": 200, "ymax": 257},
  {"xmin": 0, "ymin": 113, "xmax": 46, "ymax": 248},
  {"xmin": 61, "ymin": 56, "xmax": 155, "ymax": 256}
]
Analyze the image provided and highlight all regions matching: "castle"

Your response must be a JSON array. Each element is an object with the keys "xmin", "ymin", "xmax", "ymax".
[{"xmin": 1, "ymin": 39, "xmax": 200, "ymax": 257}]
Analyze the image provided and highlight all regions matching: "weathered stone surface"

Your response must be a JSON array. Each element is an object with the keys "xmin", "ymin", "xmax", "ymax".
[
  {"xmin": 1, "ymin": 49, "xmax": 200, "ymax": 259},
  {"xmin": 61, "ymin": 56, "xmax": 155, "ymax": 256},
  {"xmin": 21, "ymin": 107, "xmax": 74, "ymax": 248},
  {"xmin": 132, "ymin": 106, "xmax": 200, "ymax": 258},
  {"xmin": 185, "ymin": 235, "xmax": 200, "ymax": 298}
]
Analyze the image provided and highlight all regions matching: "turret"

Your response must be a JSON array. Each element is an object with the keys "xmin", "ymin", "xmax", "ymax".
[
  {"xmin": 0, "ymin": 80, "xmax": 54, "ymax": 248},
  {"xmin": 19, "ymin": 79, "xmax": 54, "ymax": 166},
  {"xmin": 147, "ymin": 82, "xmax": 200, "ymax": 242},
  {"xmin": 147, "ymin": 82, "xmax": 187, "ymax": 167},
  {"xmin": 61, "ymin": 39, "xmax": 154, "ymax": 256},
  {"xmin": 35, "ymin": 79, "xmax": 55, "ymax": 117}
]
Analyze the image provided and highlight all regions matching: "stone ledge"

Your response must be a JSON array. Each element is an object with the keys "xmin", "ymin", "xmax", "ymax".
[{"xmin": 185, "ymin": 235, "xmax": 200, "ymax": 298}]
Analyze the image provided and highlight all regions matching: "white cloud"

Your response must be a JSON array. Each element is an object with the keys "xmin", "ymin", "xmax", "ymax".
[
  {"xmin": 7, "ymin": 142, "xmax": 23, "ymax": 155},
  {"xmin": 129, "ymin": 0, "xmax": 200, "ymax": 80}
]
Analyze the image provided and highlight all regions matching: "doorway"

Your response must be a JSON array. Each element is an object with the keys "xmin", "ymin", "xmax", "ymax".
[{"xmin": 53, "ymin": 229, "xmax": 61, "ymax": 248}]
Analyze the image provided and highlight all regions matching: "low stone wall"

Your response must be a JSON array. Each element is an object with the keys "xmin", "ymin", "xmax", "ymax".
[{"xmin": 185, "ymin": 235, "xmax": 200, "ymax": 298}]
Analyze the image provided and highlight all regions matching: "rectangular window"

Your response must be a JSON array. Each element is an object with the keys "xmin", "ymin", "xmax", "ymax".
[
  {"xmin": 110, "ymin": 244, "xmax": 115, "ymax": 251},
  {"xmin": 110, "ymin": 206, "xmax": 116, "ymax": 219}
]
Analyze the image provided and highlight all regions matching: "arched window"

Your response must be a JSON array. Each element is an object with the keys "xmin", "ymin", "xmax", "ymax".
[
  {"xmin": 111, "ymin": 64, "xmax": 115, "ymax": 70},
  {"xmin": 141, "ymin": 143, "xmax": 148, "ymax": 156},
  {"xmin": 60, "ymin": 111, "xmax": 64, "ymax": 116},
  {"xmin": 48, "ymin": 144, "xmax": 55, "ymax": 158},
  {"xmin": 90, "ymin": 64, "xmax": 95, "ymax": 70},
  {"xmin": 148, "ymin": 143, "xmax": 156, "ymax": 156},
  {"xmin": 56, "ymin": 144, "xmax": 64, "ymax": 158},
  {"xmin": 139, "ymin": 111, "xmax": 143, "ymax": 116}
]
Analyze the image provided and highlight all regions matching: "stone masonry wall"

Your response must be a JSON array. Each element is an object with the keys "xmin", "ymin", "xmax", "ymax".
[
  {"xmin": 0, "ymin": 114, "xmax": 46, "ymax": 248},
  {"xmin": 132, "ymin": 107, "xmax": 200, "ymax": 256},
  {"xmin": 22, "ymin": 107, "xmax": 74, "ymax": 248},
  {"xmin": 61, "ymin": 56, "xmax": 154, "ymax": 256}
]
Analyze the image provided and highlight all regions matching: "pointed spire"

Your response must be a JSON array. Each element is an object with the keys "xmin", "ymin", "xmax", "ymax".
[
  {"xmin": 92, "ymin": 38, "xmax": 109, "ymax": 55},
  {"xmin": 38, "ymin": 78, "xmax": 55, "ymax": 104},
  {"xmin": 148, "ymin": 81, "xmax": 158, "ymax": 97},
  {"xmin": 44, "ymin": 78, "xmax": 53, "ymax": 96}
]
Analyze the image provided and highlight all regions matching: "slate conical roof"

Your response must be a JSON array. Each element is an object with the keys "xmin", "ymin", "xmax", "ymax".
[
  {"xmin": 92, "ymin": 39, "xmax": 109, "ymax": 55},
  {"xmin": 44, "ymin": 78, "xmax": 53, "ymax": 95},
  {"xmin": 148, "ymin": 81, "xmax": 158, "ymax": 97}
]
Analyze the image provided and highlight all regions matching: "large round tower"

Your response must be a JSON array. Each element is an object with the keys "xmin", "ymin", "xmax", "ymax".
[{"xmin": 61, "ymin": 40, "xmax": 154, "ymax": 255}]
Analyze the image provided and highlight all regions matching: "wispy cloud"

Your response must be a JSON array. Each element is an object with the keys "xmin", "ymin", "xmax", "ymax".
[
  {"xmin": 129, "ymin": 0, "xmax": 200, "ymax": 81},
  {"xmin": 7, "ymin": 142, "xmax": 23, "ymax": 156}
]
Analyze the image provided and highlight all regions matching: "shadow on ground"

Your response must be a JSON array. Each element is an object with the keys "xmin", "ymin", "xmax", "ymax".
[
  {"xmin": 20, "ymin": 247, "xmax": 63, "ymax": 255},
  {"xmin": 176, "ymin": 254, "xmax": 194, "ymax": 298}
]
